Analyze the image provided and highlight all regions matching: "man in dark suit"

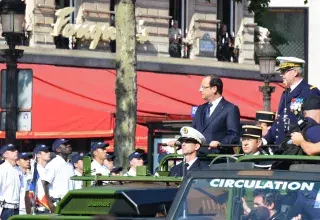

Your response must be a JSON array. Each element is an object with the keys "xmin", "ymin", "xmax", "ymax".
[
  {"xmin": 263, "ymin": 57, "xmax": 320, "ymax": 145},
  {"xmin": 192, "ymin": 75, "xmax": 240, "ymax": 153},
  {"xmin": 169, "ymin": 126, "xmax": 209, "ymax": 177}
]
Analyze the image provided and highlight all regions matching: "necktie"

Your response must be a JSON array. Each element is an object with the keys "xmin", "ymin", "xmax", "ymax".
[
  {"xmin": 205, "ymin": 103, "xmax": 212, "ymax": 120},
  {"xmin": 183, "ymin": 163, "xmax": 189, "ymax": 176}
]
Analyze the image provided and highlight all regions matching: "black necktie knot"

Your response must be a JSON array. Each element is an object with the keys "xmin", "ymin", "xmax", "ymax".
[{"xmin": 286, "ymin": 88, "xmax": 291, "ymax": 93}]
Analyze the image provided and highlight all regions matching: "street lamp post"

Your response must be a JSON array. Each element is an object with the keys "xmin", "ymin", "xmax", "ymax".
[
  {"xmin": 0, "ymin": 0, "xmax": 26, "ymax": 144},
  {"xmin": 255, "ymin": 41, "xmax": 279, "ymax": 111}
]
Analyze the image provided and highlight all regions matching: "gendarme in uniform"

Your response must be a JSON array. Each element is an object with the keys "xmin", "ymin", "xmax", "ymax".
[{"xmin": 264, "ymin": 57, "xmax": 320, "ymax": 145}]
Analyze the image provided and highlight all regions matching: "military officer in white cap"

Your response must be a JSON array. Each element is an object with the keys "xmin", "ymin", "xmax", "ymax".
[
  {"xmin": 169, "ymin": 126, "xmax": 209, "ymax": 177},
  {"xmin": 264, "ymin": 56, "xmax": 320, "ymax": 145}
]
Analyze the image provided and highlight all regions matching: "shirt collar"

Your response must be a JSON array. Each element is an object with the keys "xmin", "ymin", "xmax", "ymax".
[
  {"xmin": 4, "ymin": 160, "xmax": 16, "ymax": 168},
  {"xmin": 92, "ymin": 159, "xmax": 103, "ymax": 167},
  {"xmin": 209, "ymin": 96, "xmax": 223, "ymax": 107},
  {"xmin": 56, "ymin": 154, "xmax": 66, "ymax": 162},
  {"xmin": 74, "ymin": 169, "xmax": 82, "ymax": 176},
  {"xmin": 126, "ymin": 168, "xmax": 136, "ymax": 176},
  {"xmin": 290, "ymin": 79, "xmax": 303, "ymax": 92},
  {"xmin": 253, "ymin": 151, "xmax": 261, "ymax": 156},
  {"xmin": 186, "ymin": 157, "xmax": 198, "ymax": 169}
]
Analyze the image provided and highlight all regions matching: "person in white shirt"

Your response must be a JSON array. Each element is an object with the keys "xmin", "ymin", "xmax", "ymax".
[
  {"xmin": 16, "ymin": 152, "xmax": 33, "ymax": 214},
  {"xmin": 42, "ymin": 139, "xmax": 74, "ymax": 213},
  {"xmin": 124, "ymin": 152, "xmax": 144, "ymax": 177},
  {"xmin": 91, "ymin": 142, "xmax": 109, "ymax": 185},
  {"xmin": 91, "ymin": 142, "xmax": 109, "ymax": 176},
  {"xmin": 29, "ymin": 144, "xmax": 51, "ymax": 214},
  {"xmin": 0, "ymin": 144, "xmax": 21, "ymax": 220},
  {"xmin": 71, "ymin": 153, "xmax": 84, "ymax": 189}
]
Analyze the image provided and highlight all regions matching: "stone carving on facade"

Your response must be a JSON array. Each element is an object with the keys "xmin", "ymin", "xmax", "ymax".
[
  {"xmin": 183, "ymin": 14, "xmax": 197, "ymax": 59},
  {"xmin": 255, "ymin": 26, "xmax": 271, "ymax": 43}
]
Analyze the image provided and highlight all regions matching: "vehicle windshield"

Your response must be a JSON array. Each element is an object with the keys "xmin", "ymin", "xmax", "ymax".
[{"xmin": 174, "ymin": 178, "xmax": 320, "ymax": 220}]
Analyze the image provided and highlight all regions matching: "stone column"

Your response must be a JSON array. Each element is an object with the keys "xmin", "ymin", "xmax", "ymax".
[
  {"xmin": 135, "ymin": 0, "xmax": 171, "ymax": 56},
  {"xmin": 188, "ymin": 0, "xmax": 219, "ymax": 59},
  {"xmin": 241, "ymin": 0, "xmax": 256, "ymax": 64},
  {"xmin": 29, "ymin": 0, "xmax": 56, "ymax": 48}
]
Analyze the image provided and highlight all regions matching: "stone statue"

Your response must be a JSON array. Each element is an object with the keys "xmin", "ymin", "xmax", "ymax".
[{"xmin": 255, "ymin": 26, "xmax": 271, "ymax": 43}]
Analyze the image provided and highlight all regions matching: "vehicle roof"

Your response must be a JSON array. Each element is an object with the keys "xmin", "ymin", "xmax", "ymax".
[
  {"xmin": 183, "ymin": 169, "xmax": 320, "ymax": 181},
  {"xmin": 81, "ymin": 182, "xmax": 178, "ymax": 191}
]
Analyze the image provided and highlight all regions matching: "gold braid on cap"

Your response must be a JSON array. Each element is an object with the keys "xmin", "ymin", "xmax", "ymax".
[{"xmin": 279, "ymin": 62, "xmax": 302, "ymax": 69}]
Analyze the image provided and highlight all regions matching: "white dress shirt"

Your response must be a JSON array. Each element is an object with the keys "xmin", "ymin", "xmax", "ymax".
[
  {"xmin": 18, "ymin": 168, "xmax": 32, "ymax": 214},
  {"xmin": 0, "ymin": 161, "xmax": 21, "ymax": 204},
  {"xmin": 209, "ymin": 96, "xmax": 223, "ymax": 116},
  {"xmin": 124, "ymin": 169, "xmax": 136, "ymax": 177},
  {"xmin": 290, "ymin": 79, "xmax": 303, "ymax": 92},
  {"xmin": 186, "ymin": 157, "xmax": 198, "ymax": 170},
  {"xmin": 42, "ymin": 155, "xmax": 74, "ymax": 199},
  {"xmin": 73, "ymin": 169, "xmax": 83, "ymax": 190},
  {"xmin": 91, "ymin": 160, "xmax": 110, "ymax": 176}
]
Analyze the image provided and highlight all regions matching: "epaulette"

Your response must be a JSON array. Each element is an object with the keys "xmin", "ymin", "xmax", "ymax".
[{"xmin": 310, "ymin": 85, "xmax": 317, "ymax": 90}]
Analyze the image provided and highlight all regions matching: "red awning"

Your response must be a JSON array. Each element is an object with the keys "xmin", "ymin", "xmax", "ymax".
[{"xmin": 0, "ymin": 64, "xmax": 283, "ymax": 139}]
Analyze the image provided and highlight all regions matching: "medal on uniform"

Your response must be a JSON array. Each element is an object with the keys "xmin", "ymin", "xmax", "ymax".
[{"xmin": 290, "ymin": 98, "xmax": 303, "ymax": 116}]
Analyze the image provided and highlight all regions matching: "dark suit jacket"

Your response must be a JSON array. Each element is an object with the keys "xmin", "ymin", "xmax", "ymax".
[
  {"xmin": 192, "ymin": 98, "xmax": 240, "ymax": 153},
  {"xmin": 264, "ymin": 80, "xmax": 320, "ymax": 145},
  {"xmin": 169, "ymin": 158, "xmax": 209, "ymax": 177}
]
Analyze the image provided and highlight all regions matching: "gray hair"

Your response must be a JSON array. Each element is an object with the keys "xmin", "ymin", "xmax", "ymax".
[{"xmin": 295, "ymin": 67, "xmax": 304, "ymax": 78}]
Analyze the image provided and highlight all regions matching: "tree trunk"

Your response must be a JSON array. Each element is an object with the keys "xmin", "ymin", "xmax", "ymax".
[{"xmin": 114, "ymin": 0, "xmax": 137, "ymax": 170}]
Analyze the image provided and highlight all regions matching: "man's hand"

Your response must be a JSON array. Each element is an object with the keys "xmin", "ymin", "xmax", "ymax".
[
  {"xmin": 291, "ymin": 132, "xmax": 305, "ymax": 146},
  {"xmin": 291, "ymin": 214, "xmax": 302, "ymax": 220},
  {"xmin": 167, "ymin": 140, "xmax": 178, "ymax": 147},
  {"xmin": 241, "ymin": 197, "xmax": 251, "ymax": 215},
  {"xmin": 209, "ymin": 141, "xmax": 220, "ymax": 149}
]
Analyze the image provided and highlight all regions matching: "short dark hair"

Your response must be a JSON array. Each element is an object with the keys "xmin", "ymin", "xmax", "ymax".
[
  {"xmin": 253, "ymin": 189, "xmax": 282, "ymax": 211},
  {"xmin": 206, "ymin": 75, "xmax": 223, "ymax": 95}
]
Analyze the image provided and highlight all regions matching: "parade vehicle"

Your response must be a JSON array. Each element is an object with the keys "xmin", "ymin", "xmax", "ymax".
[{"xmin": 9, "ymin": 154, "xmax": 320, "ymax": 220}]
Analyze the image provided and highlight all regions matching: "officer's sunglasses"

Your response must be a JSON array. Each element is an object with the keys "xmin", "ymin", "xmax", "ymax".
[{"xmin": 280, "ymin": 68, "xmax": 295, "ymax": 75}]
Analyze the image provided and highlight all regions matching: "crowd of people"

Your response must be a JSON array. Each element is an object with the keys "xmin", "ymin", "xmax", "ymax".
[
  {"xmin": 0, "ymin": 139, "xmax": 147, "ymax": 219},
  {"xmin": 168, "ymin": 21, "xmax": 239, "ymax": 62}
]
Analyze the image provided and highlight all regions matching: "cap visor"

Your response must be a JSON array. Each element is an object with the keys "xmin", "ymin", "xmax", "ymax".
[
  {"xmin": 178, "ymin": 137, "xmax": 199, "ymax": 143},
  {"xmin": 242, "ymin": 134, "xmax": 261, "ymax": 138}
]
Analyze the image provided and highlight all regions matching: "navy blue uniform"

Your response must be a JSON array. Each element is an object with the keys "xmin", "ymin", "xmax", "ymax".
[
  {"xmin": 304, "ymin": 118, "xmax": 320, "ymax": 143},
  {"xmin": 264, "ymin": 80, "xmax": 320, "ymax": 145},
  {"xmin": 169, "ymin": 158, "xmax": 209, "ymax": 177},
  {"xmin": 288, "ymin": 189, "xmax": 320, "ymax": 220}
]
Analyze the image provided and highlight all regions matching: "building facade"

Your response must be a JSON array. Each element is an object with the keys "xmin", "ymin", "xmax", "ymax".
[{"xmin": 19, "ymin": 0, "xmax": 256, "ymax": 64}]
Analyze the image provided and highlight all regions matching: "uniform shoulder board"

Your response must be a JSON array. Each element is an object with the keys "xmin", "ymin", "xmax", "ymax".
[{"xmin": 310, "ymin": 85, "xmax": 317, "ymax": 90}]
